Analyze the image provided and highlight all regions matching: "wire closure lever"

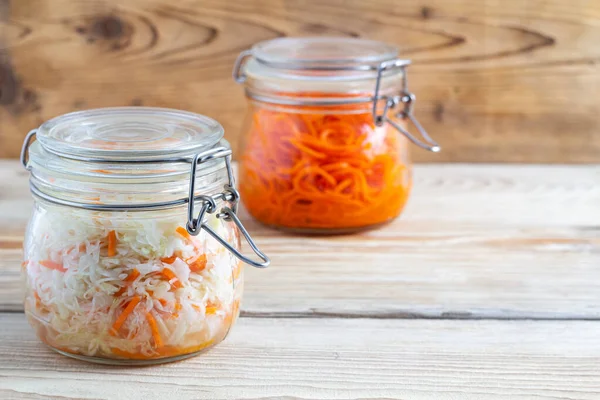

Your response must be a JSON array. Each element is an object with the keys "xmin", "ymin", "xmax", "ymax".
[
  {"xmin": 373, "ymin": 63, "xmax": 440, "ymax": 153},
  {"xmin": 386, "ymin": 92, "xmax": 441, "ymax": 152},
  {"xmin": 20, "ymin": 129, "xmax": 37, "ymax": 170},
  {"xmin": 185, "ymin": 147, "xmax": 270, "ymax": 268}
]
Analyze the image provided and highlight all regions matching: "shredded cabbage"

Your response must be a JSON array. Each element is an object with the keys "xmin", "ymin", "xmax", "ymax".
[{"xmin": 23, "ymin": 203, "xmax": 243, "ymax": 361}]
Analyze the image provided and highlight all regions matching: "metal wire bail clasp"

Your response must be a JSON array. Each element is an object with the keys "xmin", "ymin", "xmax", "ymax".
[
  {"xmin": 185, "ymin": 147, "xmax": 270, "ymax": 268},
  {"xmin": 20, "ymin": 129, "xmax": 38, "ymax": 170},
  {"xmin": 372, "ymin": 62, "xmax": 440, "ymax": 153},
  {"xmin": 232, "ymin": 50, "xmax": 253, "ymax": 83}
]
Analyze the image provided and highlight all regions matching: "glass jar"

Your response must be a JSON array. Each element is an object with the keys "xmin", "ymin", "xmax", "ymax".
[
  {"xmin": 233, "ymin": 37, "xmax": 440, "ymax": 234},
  {"xmin": 19, "ymin": 107, "xmax": 269, "ymax": 365}
]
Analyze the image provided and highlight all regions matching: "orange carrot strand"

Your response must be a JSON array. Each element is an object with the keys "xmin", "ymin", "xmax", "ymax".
[
  {"xmin": 188, "ymin": 254, "xmax": 207, "ymax": 273},
  {"xmin": 175, "ymin": 226, "xmax": 192, "ymax": 241},
  {"xmin": 107, "ymin": 230, "xmax": 117, "ymax": 257},
  {"xmin": 146, "ymin": 312, "xmax": 163, "ymax": 348},
  {"xmin": 161, "ymin": 268, "xmax": 183, "ymax": 289},
  {"xmin": 115, "ymin": 269, "xmax": 141, "ymax": 296},
  {"xmin": 110, "ymin": 296, "xmax": 141, "ymax": 336},
  {"xmin": 239, "ymin": 100, "xmax": 411, "ymax": 230},
  {"xmin": 161, "ymin": 255, "xmax": 177, "ymax": 264},
  {"xmin": 39, "ymin": 260, "xmax": 67, "ymax": 273}
]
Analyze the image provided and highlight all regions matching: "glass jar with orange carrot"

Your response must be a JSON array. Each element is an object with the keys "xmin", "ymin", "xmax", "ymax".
[
  {"xmin": 233, "ymin": 37, "xmax": 440, "ymax": 234},
  {"xmin": 20, "ymin": 108, "xmax": 269, "ymax": 365}
]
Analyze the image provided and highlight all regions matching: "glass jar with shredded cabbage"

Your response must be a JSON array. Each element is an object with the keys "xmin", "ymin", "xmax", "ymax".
[{"xmin": 20, "ymin": 107, "xmax": 269, "ymax": 365}]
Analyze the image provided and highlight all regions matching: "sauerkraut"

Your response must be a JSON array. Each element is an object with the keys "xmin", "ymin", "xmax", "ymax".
[{"xmin": 23, "ymin": 202, "xmax": 242, "ymax": 361}]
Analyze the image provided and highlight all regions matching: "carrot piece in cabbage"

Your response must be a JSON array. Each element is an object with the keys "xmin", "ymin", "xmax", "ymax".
[
  {"xmin": 110, "ymin": 295, "xmax": 141, "ymax": 336},
  {"xmin": 188, "ymin": 254, "xmax": 207, "ymax": 272},
  {"xmin": 161, "ymin": 255, "xmax": 177, "ymax": 264},
  {"xmin": 146, "ymin": 312, "xmax": 163, "ymax": 348},
  {"xmin": 39, "ymin": 260, "xmax": 67, "ymax": 272},
  {"xmin": 161, "ymin": 268, "xmax": 183, "ymax": 289},
  {"xmin": 107, "ymin": 230, "xmax": 117, "ymax": 257},
  {"xmin": 33, "ymin": 291, "xmax": 42, "ymax": 307},
  {"xmin": 115, "ymin": 269, "xmax": 141, "ymax": 296},
  {"xmin": 175, "ymin": 226, "xmax": 193, "ymax": 241},
  {"xmin": 205, "ymin": 304, "xmax": 218, "ymax": 315}
]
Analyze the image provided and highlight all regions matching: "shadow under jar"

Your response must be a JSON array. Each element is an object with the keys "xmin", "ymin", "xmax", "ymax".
[
  {"xmin": 233, "ymin": 37, "xmax": 440, "ymax": 234},
  {"xmin": 20, "ymin": 108, "xmax": 269, "ymax": 365}
]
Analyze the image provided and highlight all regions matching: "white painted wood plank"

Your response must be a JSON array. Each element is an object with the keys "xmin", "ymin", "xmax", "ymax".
[
  {"xmin": 1, "ymin": 161, "xmax": 599, "ymax": 318},
  {"xmin": 2, "ymin": 161, "xmax": 598, "ymax": 234},
  {"xmin": 0, "ymin": 162, "xmax": 31, "ymax": 236},
  {"xmin": 1, "ymin": 313, "xmax": 599, "ymax": 400}
]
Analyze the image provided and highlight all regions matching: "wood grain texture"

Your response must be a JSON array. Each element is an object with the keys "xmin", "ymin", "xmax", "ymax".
[
  {"xmin": 2, "ymin": 161, "xmax": 598, "ymax": 318},
  {"xmin": 1, "ymin": 0, "xmax": 599, "ymax": 162},
  {"xmin": 1, "ymin": 313, "xmax": 600, "ymax": 400}
]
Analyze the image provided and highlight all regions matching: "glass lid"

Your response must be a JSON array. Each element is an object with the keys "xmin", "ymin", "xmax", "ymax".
[
  {"xmin": 36, "ymin": 107, "xmax": 224, "ymax": 161},
  {"xmin": 244, "ymin": 37, "xmax": 408, "ymax": 82},
  {"xmin": 252, "ymin": 37, "xmax": 399, "ymax": 68}
]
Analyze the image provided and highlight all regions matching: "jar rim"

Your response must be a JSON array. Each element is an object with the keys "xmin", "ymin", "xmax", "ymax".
[{"xmin": 242, "ymin": 37, "xmax": 410, "ymax": 83}]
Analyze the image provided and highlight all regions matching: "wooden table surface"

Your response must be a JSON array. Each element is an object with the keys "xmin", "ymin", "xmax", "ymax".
[{"xmin": 1, "ymin": 161, "xmax": 599, "ymax": 399}]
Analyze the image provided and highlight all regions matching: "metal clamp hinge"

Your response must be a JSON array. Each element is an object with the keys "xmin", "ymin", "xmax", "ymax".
[
  {"xmin": 185, "ymin": 147, "xmax": 270, "ymax": 268},
  {"xmin": 373, "ymin": 63, "xmax": 440, "ymax": 152}
]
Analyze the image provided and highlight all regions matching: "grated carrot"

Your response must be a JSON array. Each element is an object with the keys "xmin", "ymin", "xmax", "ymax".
[
  {"xmin": 34, "ymin": 291, "xmax": 41, "ymax": 307},
  {"xmin": 171, "ymin": 300, "xmax": 182, "ymax": 318},
  {"xmin": 239, "ymin": 103, "xmax": 411, "ymax": 231},
  {"xmin": 175, "ymin": 226, "xmax": 192, "ymax": 241},
  {"xmin": 110, "ymin": 296, "xmax": 141, "ymax": 336},
  {"xmin": 107, "ymin": 230, "xmax": 117, "ymax": 257},
  {"xmin": 188, "ymin": 254, "xmax": 207, "ymax": 273},
  {"xmin": 39, "ymin": 260, "xmax": 67, "ymax": 273},
  {"xmin": 158, "ymin": 298, "xmax": 168, "ymax": 307},
  {"xmin": 115, "ymin": 269, "xmax": 140, "ymax": 297},
  {"xmin": 160, "ymin": 255, "xmax": 177, "ymax": 264},
  {"xmin": 205, "ymin": 304, "xmax": 218, "ymax": 315},
  {"xmin": 125, "ymin": 269, "xmax": 140, "ymax": 283},
  {"xmin": 161, "ymin": 268, "xmax": 183, "ymax": 289},
  {"xmin": 175, "ymin": 226, "xmax": 203, "ymax": 252},
  {"xmin": 146, "ymin": 312, "xmax": 163, "ymax": 348}
]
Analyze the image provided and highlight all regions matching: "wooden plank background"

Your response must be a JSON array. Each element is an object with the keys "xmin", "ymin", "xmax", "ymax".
[{"xmin": 0, "ymin": 0, "xmax": 599, "ymax": 163}]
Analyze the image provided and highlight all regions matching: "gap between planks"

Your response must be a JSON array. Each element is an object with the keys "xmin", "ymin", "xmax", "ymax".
[{"xmin": 3, "ymin": 308, "xmax": 600, "ymax": 322}]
